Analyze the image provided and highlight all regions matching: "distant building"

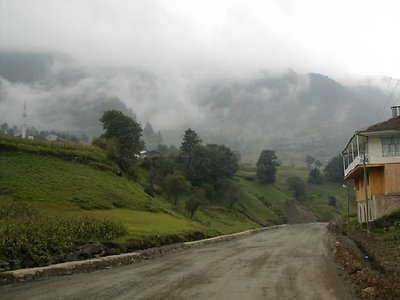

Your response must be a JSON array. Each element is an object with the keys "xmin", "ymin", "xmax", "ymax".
[
  {"xmin": 342, "ymin": 106, "xmax": 400, "ymax": 223},
  {"xmin": 21, "ymin": 102, "xmax": 27, "ymax": 138},
  {"xmin": 46, "ymin": 134, "xmax": 58, "ymax": 141}
]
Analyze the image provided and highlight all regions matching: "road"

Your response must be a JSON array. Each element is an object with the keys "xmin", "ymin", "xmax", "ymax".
[{"xmin": 1, "ymin": 223, "xmax": 354, "ymax": 300}]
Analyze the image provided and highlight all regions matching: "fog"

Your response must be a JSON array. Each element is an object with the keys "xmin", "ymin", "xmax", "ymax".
[
  {"xmin": 2, "ymin": 0, "xmax": 400, "ymax": 78},
  {"xmin": 1, "ymin": 1, "xmax": 400, "ymax": 162}
]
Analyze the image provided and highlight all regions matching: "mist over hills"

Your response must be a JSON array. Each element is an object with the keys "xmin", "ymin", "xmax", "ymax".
[{"xmin": 0, "ymin": 51, "xmax": 396, "ymax": 163}]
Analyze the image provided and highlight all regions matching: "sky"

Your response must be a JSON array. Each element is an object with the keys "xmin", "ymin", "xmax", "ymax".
[{"xmin": 1, "ymin": 0, "xmax": 400, "ymax": 79}]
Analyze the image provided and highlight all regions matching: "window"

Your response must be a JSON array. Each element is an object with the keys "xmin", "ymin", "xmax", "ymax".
[{"xmin": 381, "ymin": 137, "xmax": 400, "ymax": 157}]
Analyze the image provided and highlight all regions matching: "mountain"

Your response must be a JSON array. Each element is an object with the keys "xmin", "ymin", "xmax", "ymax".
[
  {"xmin": 193, "ymin": 72, "xmax": 388, "ymax": 163},
  {"xmin": 0, "ymin": 51, "xmax": 396, "ymax": 163}
]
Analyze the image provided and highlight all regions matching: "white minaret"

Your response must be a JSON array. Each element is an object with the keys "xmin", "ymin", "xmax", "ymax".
[{"xmin": 21, "ymin": 102, "xmax": 27, "ymax": 138}]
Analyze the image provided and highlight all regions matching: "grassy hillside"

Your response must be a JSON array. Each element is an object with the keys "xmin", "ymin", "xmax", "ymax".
[
  {"xmin": 0, "ymin": 136, "xmax": 352, "ymax": 271},
  {"xmin": 238, "ymin": 165, "xmax": 357, "ymax": 222}
]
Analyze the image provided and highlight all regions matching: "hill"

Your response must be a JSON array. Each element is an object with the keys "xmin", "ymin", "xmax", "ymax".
[{"xmin": 0, "ymin": 136, "xmax": 354, "ymax": 271}]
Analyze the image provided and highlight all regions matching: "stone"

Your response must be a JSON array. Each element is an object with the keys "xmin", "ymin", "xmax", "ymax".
[{"xmin": 362, "ymin": 286, "xmax": 375, "ymax": 297}]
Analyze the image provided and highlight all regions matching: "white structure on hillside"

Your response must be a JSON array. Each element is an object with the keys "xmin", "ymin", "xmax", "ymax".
[{"xmin": 21, "ymin": 102, "xmax": 27, "ymax": 139}]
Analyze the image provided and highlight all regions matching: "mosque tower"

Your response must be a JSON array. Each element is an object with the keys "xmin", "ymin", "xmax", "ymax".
[{"xmin": 21, "ymin": 102, "xmax": 27, "ymax": 138}]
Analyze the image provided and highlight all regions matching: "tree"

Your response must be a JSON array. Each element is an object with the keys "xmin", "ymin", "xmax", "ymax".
[
  {"xmin": 180, "ymin": 128, "xmax": 202, "ymax": 154},
  {"xmin": 0, "ymin": 122, "xmax": 8, "ymax": 134},
  {"xmin": 163, "ymin": 172, "xmax": 191, "ymax": 205},
  {"xmin": 287, "ymin": 176, "xmax": 306, "ymax": 200},
  {"xmin": 304, "ymin": 155, "xmax": 315, "ymax": 169},
  {"xmin": 100, "ymin": 110, "xmax": 144, "ymax": 159},
  {"xmin": 186, "ymin": 144, "xmax": 238, "ymax": 190},
  {"xmin": 315, "ymin": 159, "xmax": 322, "ymax": 170},
  {"xmin": 324, "ymin": 155, "xmax": 344, "ymax": 182},
  {"xmin": 143, "ymin": 122, "xmax": 164, "ymax": 151},
  {"xmin": 157, "ymin": 144, "xmax": 169, "ymax": 155},
  {"xmin": 222, "ymin": 180, "xmax": 242, "ymax": 208},
  {"xmin": 308, "ymin": 168, "xmax": 322, "ymax": 184},
  {"xmin": 256, "ymin": 150, "xmax": 279, "ymax": 184},
  {"xmin": 99, "ymin": 110, "xmax": 144, "ymax": 173},
  {"xmin": 168, "ymin": 145, "xmax": 178, "ymax": 155},
  {"xmin": 185, "ymin": 188, "xmax": 207, "ymax": 218}
]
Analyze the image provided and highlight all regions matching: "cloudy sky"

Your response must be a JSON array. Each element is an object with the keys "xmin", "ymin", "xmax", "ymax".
[{"xmin": 1, "ymin": 0, "xmax": 399, "ymax": 78}]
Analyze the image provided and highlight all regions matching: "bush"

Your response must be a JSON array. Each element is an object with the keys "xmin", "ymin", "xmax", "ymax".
[
  {"xmin": 0, "ymin": 202, "xmax": 127, "ymax": 269},
  {"xmin": 287, "ymin": 176, "xmax": 306, "ymax": 200},
  {"xmin": 328, "ymin": 196, "xmax": 337, "ymax": 207},
  {"xmin": 308, "ymin": 168, "xmax": 322, "ymax": 184}
]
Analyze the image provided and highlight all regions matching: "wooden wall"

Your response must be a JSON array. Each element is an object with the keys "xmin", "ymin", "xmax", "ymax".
[
  {"xmin": 369, "ymin": 168, "xmax": 385, "ymax": 195},
  {"xmin": 385, "ymin": 163, "xmax": 400, "ymax": 194},
  {"xmin": 354, "ymin": 167, "xmax": 385, "ymax": 201}
]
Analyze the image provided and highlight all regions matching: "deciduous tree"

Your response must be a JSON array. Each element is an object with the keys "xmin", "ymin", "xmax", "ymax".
[
  {"xmin": 186, "ymin": 144, "xmax": 238, "ymax": 190},
  {"xmin": 324, "ymin": 155, "xmax": 344, "ymax": 182},
  {"xmin": 256, "ymin": 150, "xmax": 279, "ymax": 184},
  {"xmin": 287, "ymin": 176, "xmax": 306, "ymax": 200},
  {"xmin": 308, "ymin": 168, "xmax": 322, "ymax": 184},
  {"xmin": 186, "ymin": 188, "xmax": 207, "ymax": 218},
  {"xmin": 100, "ymin": 110, "xmax": 144, "ymax": 159},
  {"xmin": 163, "ymin": 172, "xmax": 191, "ymax": 205},
  {"xmin": 304, "ymin": 155, "xmax": 315, "ymax": 169}
]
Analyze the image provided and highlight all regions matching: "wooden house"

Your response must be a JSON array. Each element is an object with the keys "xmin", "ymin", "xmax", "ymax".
[{"xmin": 342, "ymin": 106, "xmax": 400, "ymax": 223}]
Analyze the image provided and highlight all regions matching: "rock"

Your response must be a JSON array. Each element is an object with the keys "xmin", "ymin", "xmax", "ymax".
[
  {"xmin": 58, "ymin": 252, "xmax": 78, "ymax": 263},
  {"xmin": 361, "ymin": 286, "xmax": 375, "ymax": 297},
  {"xmin": 75, "ymin": 243, "xmax": 105, "ymax": 259}
]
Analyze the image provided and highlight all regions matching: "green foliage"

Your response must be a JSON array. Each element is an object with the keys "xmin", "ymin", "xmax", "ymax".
[
  {"xmin": 91, "ymin": 137, "xmax": 108, "ymax": 150},
  {"xmin": 308, "ymin": 168, "xmax": 322, "ymax": 184},
  {"xmin": 315, "ymin": 159, "xmax": 322, "ymax": 169},
  {"xmin": 368, "ymin": 210, "xmax": 400, "ymax": 240},
  {"xmin": 222, "ymin": 180, "xmax": 242, "ymax": 208},
  {"xmin": 324, "ymin": 155, "xmax": 344, "ymax": 182},
  {"xmin": 186, "ymin": 144, "xmax": 238, "ymax": 191},
  {"xmin": 180, "ymin": 128, "xmax": 202, "ymax": 154},
  {"xmin": 304, "ymin": 155, "xmax": 315, "ymax": 169},
  {"xmin": 328, "ymin": 195, "xmax": 337, "ymax": 207},
  {"xmin": 100, "ymin": 110, "xmax": 144, "ymax": 164},
  {"xmin": 287, "ymin": 176, "xmax": 306, "ymax": 200},
  {"xmin": 186, "ymin": 188, "xmax": 207, "ymax": 218},
  {"xmin": 157, "ymin": 144, "xmax": 169, "ymax": 155},
  {"xmin": 256, "ymin": 150, "xmax": 279, "ymax": 184},
  {"xmin": 0, "ymin": 202, "xmax": 127, "ymax": 268},
  {"xmin": 163, "ymin": 172, "xmax": 191, "ymax": 205},
  {"xmin": 0, "ymin": 135, "xmax": 109, "ymax": 165},
  {"xmin": 0, "ymin": 152, "xmax": 151, "ymax": 211},
  {"xmin": 146, "ymin": 155, "xmax": 176, "ymax": 188},
  {"xmin": 371, "ymin": 210, "xmax": 400, "ymax": 230}
]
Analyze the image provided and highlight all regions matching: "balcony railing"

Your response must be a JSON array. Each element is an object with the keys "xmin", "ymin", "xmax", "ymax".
[{"xmin": 344, "ymin": 155, "xmax": 368, "ymax": 177}]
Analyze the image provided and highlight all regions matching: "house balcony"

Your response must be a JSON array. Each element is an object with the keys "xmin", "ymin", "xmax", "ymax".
[{"xmin": 343, "ymin": 155, "xmax": 368, "ymax": 178}]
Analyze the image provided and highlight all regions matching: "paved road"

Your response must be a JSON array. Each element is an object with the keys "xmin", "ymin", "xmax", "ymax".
[{"xmin": 1, "ymin": 223, "xmax": 354, "ymax": 300}]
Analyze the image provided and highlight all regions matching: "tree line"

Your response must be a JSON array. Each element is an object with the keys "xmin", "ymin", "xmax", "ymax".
[
  {"xmin": 92, "ymin": 110, "xmax": 240, "ymax": 218},
  {"xmin": 92, "ymin": 110, "xmax": 345, "ymax": 217}
]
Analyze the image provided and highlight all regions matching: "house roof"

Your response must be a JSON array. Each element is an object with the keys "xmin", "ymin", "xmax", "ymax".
[
  {"xmin": 342, "ymin": 115, "xmax": 400, "ymax": 155},
  {"xmin": 359, "ymin": 116, "xmax": 400, "ymax": 133}
]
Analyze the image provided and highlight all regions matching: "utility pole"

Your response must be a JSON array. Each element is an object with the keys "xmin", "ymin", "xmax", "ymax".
[
  {"xmin": 343, "ymin": 184, "xmax": 350, "ymax": 226},
  {"xmin": 362, "ymin": 143, "xmax": 369, "ymax": 229},
  {"xmin": 347, "ymin": 185, "xmax": 350, "ymax": 225}
]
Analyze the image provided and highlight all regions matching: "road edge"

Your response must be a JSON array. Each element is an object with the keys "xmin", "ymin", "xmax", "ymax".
[{"xmin": 1, "ymin": 224, "xmax": 288, "ymax": 285}]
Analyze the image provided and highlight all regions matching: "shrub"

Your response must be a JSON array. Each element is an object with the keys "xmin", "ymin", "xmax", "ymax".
[
  {"xmin": 328, "ymin": 196, "xmax": 337, "ymax": 207},
  {"xmin": 0, "ymin": 201, "xmax": 127, "ymax": 269}
]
